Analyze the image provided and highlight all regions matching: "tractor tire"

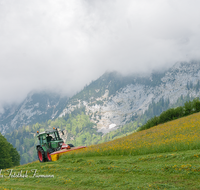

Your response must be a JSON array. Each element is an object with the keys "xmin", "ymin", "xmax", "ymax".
[
  {"xmin": 68, "ymin": 144, "xmax": 74, "ymax": 148},
  {"xmin": 46, "ymin": 149, "xmax": 53, "ymax": 162},
  {"xmin": 37, "ymin": 147, "xmax": 46, "ymax": 162}
]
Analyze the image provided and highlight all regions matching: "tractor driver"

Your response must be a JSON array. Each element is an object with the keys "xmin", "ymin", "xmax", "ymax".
[{"xmin": 47, "ymin": 134, "xmax": 52, "ymax": 143}]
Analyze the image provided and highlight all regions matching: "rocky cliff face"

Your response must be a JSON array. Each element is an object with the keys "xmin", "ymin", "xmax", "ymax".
[
  {"xmin": 59, "ymin": 62, "xmax": 200, "ymax": 133},
  {"xmin": 0, "ymin": 92, "xmax": 68, "ymax": 134},
  {"xmin": 1, "ymin": 61, "xmax": 200, "ymax": 135}
]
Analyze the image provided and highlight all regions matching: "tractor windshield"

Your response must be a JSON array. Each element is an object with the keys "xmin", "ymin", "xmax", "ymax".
[
  {"xmin": 47, "ymin": 131, "xmax": 61, "ymax": 141},
  {"xmin": 40, "ymin": 135, "xmax": 47, "ymax": 144},
  {"xmin": 53, "ymin": 131, "xmax": 61, "ymax": 140}
]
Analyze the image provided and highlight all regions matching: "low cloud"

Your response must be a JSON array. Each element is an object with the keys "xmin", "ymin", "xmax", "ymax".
[{"xmin": 0, "ymin": 0, "xmax": 200, "ymax": 110}]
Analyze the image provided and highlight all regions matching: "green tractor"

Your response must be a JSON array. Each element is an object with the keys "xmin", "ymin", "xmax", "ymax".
[{"xmin": 36, "ymin": 128, "xmax": 74, "ymax": 162}]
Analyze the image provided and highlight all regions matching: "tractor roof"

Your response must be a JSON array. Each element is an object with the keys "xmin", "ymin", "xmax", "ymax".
[{"xmin": 37, "ymin": 129, "xmax": 57, "ymax": 136}]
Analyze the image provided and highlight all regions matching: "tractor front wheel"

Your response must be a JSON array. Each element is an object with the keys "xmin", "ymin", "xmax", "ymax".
[{"xmin": 37, "ymin": 147, "xmax": 45, "ymax": 162}]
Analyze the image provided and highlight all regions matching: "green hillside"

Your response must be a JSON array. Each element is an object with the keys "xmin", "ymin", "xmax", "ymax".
[
  {"xmin": 1, "ymin": 150, "xmax": 200, "ymax": 190},
  {"xmin": 1, "ymin": 112, "xmax": 200, "ymax": 189}
]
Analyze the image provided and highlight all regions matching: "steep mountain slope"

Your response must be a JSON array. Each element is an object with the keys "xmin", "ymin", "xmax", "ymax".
[
  {"xmin": 0, "ymin": 92, "xmax": 68, "ymax": 134},
  {"xmin": 60, "ymin": 61, "xmax": 200, "ymax": 133},
  {"xmin": 1, "ymin": 61, "xmax": 200, "ymax": 137}
]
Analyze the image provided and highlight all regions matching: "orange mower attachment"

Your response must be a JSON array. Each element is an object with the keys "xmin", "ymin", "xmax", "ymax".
[{"xmin": 50, "ymin": 146, "xmax": 87, "ymax": 161}]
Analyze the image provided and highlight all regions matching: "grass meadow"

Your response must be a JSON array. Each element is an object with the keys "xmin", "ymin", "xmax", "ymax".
[
  {"xmin": 62, "ymin": 112, "xmax": 200, "ymax": 158},
  {"xmin": 1, "ymin": 112, "xmax": 200, "ymax": 189}
]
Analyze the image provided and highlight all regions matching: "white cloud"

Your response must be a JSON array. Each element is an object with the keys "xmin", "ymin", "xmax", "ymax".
[{"xmin": 0, "ymin": 0, "xmax": 200, "ymax": 109}]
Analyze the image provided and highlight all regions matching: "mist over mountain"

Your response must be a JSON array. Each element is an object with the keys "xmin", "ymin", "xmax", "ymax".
[{"xmin": 1, "ymin": 0, "xmax": 200, "ymax": 113}]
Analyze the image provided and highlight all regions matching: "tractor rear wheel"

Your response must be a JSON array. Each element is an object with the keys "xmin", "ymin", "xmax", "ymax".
[
  {"xmin": 46, "ymin": 149, "xmax": 53, "ymax": 162},
  {"xmin": 37, "ymin": 147, "xmax": 45, "ymax": 162}
]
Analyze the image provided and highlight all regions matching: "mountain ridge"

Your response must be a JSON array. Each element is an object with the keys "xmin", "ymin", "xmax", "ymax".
[
  {"xmin": 0, "ymin": 91, "xmax": 68, "ymax": 134},
  {"xmin": 1, "ymin": 61, "xmax": 200, "ymax": 135},
  {"xmin": 59, "ymin": 61, "xmax": 200, "ymax": 133}
]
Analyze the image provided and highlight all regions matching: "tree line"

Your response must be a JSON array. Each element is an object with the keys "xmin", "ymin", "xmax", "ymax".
[
  {"xmin": 138, "ymin": 98, "xmax": 200, "ymax": 131},
  {"xmin": 0, "ymin": 133, "xmax": 20, "ymax": 169}
]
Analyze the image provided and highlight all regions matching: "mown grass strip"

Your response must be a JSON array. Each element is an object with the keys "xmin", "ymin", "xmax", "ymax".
[{"xmin": 1, "ymin": 150, "xmax": 200, "ymax": 189}]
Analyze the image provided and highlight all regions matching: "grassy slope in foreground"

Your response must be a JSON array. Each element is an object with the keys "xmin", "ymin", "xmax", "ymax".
[
  {"xmin": 1, "ymin": 150, "xmax": 200, "ymax": 190},
  {"xmin": 1, "ymin": 112, "xmax": 200, "ymax": 189}
]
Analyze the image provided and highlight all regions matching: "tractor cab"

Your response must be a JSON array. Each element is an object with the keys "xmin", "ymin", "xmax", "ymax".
[
  {"xmin": 38, "ymin": 129, "xmax": 63, "ymax": 149},
  {"xmin": 36, "ymin": 127, "xmax": 72, "ymax": 162}
]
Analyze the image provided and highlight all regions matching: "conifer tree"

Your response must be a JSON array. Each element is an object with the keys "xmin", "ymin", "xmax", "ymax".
[{"xmin": 0, "ymin": 133, "xmax": 20, "ymax": 169}]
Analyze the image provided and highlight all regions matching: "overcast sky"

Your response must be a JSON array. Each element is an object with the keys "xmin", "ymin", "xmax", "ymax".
[{"xmin": 0, "ymin": 0, "xmax": 200, "ymax": 111}]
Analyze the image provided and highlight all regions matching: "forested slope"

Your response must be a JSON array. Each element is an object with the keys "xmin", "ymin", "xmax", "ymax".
[
  {"xmin": 0, "ymin": 133, "xmax": 20, "ymax": 169},
  {"xmin": 4, "ymin": 110, "xmax": 100, "ymax": 164},
  {"xmin": 139, "ymin": 97, "xmax": 200, "ymax": 131}
]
